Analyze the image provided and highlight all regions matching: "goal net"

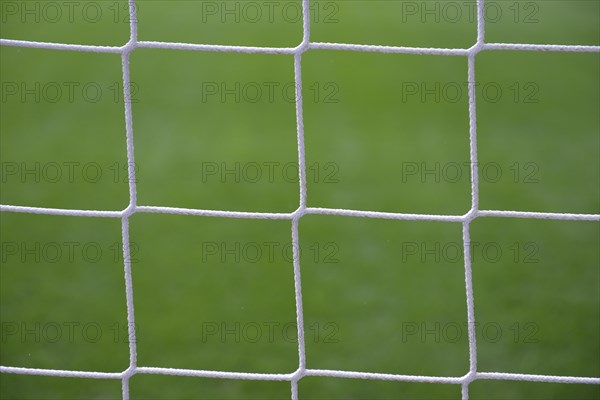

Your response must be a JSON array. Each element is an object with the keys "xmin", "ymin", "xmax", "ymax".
[{"xmin": 1, "ymin": 0, "xmax": 599, "ymax": 399}]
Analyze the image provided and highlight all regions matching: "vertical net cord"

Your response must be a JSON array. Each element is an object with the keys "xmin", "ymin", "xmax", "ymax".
[
  {"xmin": 462, "ymin": 1, "xmax": 485, "ymax": 398},
  {"xmin": 120, "ymin": 1, "xmax": 140, "ymax": 399},
  {"xmin": 290, "ymin": 1, "xmax": 311, "ymax": 398}
]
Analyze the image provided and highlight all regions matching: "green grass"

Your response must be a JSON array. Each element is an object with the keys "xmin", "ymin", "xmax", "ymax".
[{"xmin": 1, "ymin": 1, "xmax": 599, "ymax": 399}]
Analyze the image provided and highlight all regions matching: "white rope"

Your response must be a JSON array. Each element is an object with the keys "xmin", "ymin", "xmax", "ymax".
[
  {"xmin": 1, "ymin": 0, "xmax": 599, "ymax": 399},
  {"xmin": 460, "ymin": 1, "xmax": 484, "ymax": 394},
  {"xmin": 2, "ymin": 366, "xmax": 598, "ymax": 384},
  {"xmin": 2, "ymin": 204, "xmax": 596, "ymax": 222},
  {"xmin": 118, "ymin": 3, "xmax": 140, "ymax": 398},
  {"xmin": 2, "ymin": 40, "xmax": 599, "ymax": 56},
  {"xmin": 0, "ymin": 204, "xmax": 122, "ymax": 218},
  {"xmin": 0, "ymin": 38, "xmax": 123, "ymax": 53},
  {"xmin": 0, "ymin": 366, "xmax": 123, "ymax": 379}
]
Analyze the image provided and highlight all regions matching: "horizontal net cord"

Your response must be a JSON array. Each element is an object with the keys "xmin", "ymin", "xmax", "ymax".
[
  {"xmin": 137, "ymin": 367, "xmax": 293, "ymax": 380},
  {"xmin": 2, "ymin": 38, "xmax": 599, "ymax": 56},
  {"xmin": 1, "ymin": 204, "xmax": 598, "ymax": 222},
  {"xmin": 304, "ymin": 369, "xmax": 463, "ymax": 383},
  {"xmin": 484, "ymin": 43, "xmax": 600, "ymax": 52},
  {"xmin": 308, "ymin": 370, "xmax": 600, "ymax": 385},
  {"xmin": 0, "ymin": 204, "xmax": 122, "ymax": 218},
  {"xmin": 477, "ymin": 210, "xmax": 600, "ymax": 221},
  {"xmin": 476, "ymin": 372, "xmax": 600, "ymax": 385},
  {"xmin": 309, "ymin": 42, "xmax": 468, "ymax": 55},
  {"xmin": 137, "ymin": 41, "xmax": 296, "ymax": 54},
  {"xmin": 137, "ymin": 205, "xmax": 295, "ymax": 220},
  {"xmin": 3, "ymin": 366, "xmax": 598, "ymax": 385},
  {"xmin": 0, "ymin": 366, "xmax": 122, "ymax": 380},
  {"xmin": 0, "ymin": 38, "xmax": 123, "ymax": 54}
]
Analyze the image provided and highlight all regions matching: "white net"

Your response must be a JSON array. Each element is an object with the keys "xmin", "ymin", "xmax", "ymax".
[{"xmin": 1, "ymin": 0, "xmax": 599, "ymax": 399}]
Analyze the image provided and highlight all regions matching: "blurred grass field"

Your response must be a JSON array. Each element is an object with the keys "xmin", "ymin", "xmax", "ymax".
[{"xmin": 1, "ymin": 0, "xmax": 599, "ymax": 399}]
